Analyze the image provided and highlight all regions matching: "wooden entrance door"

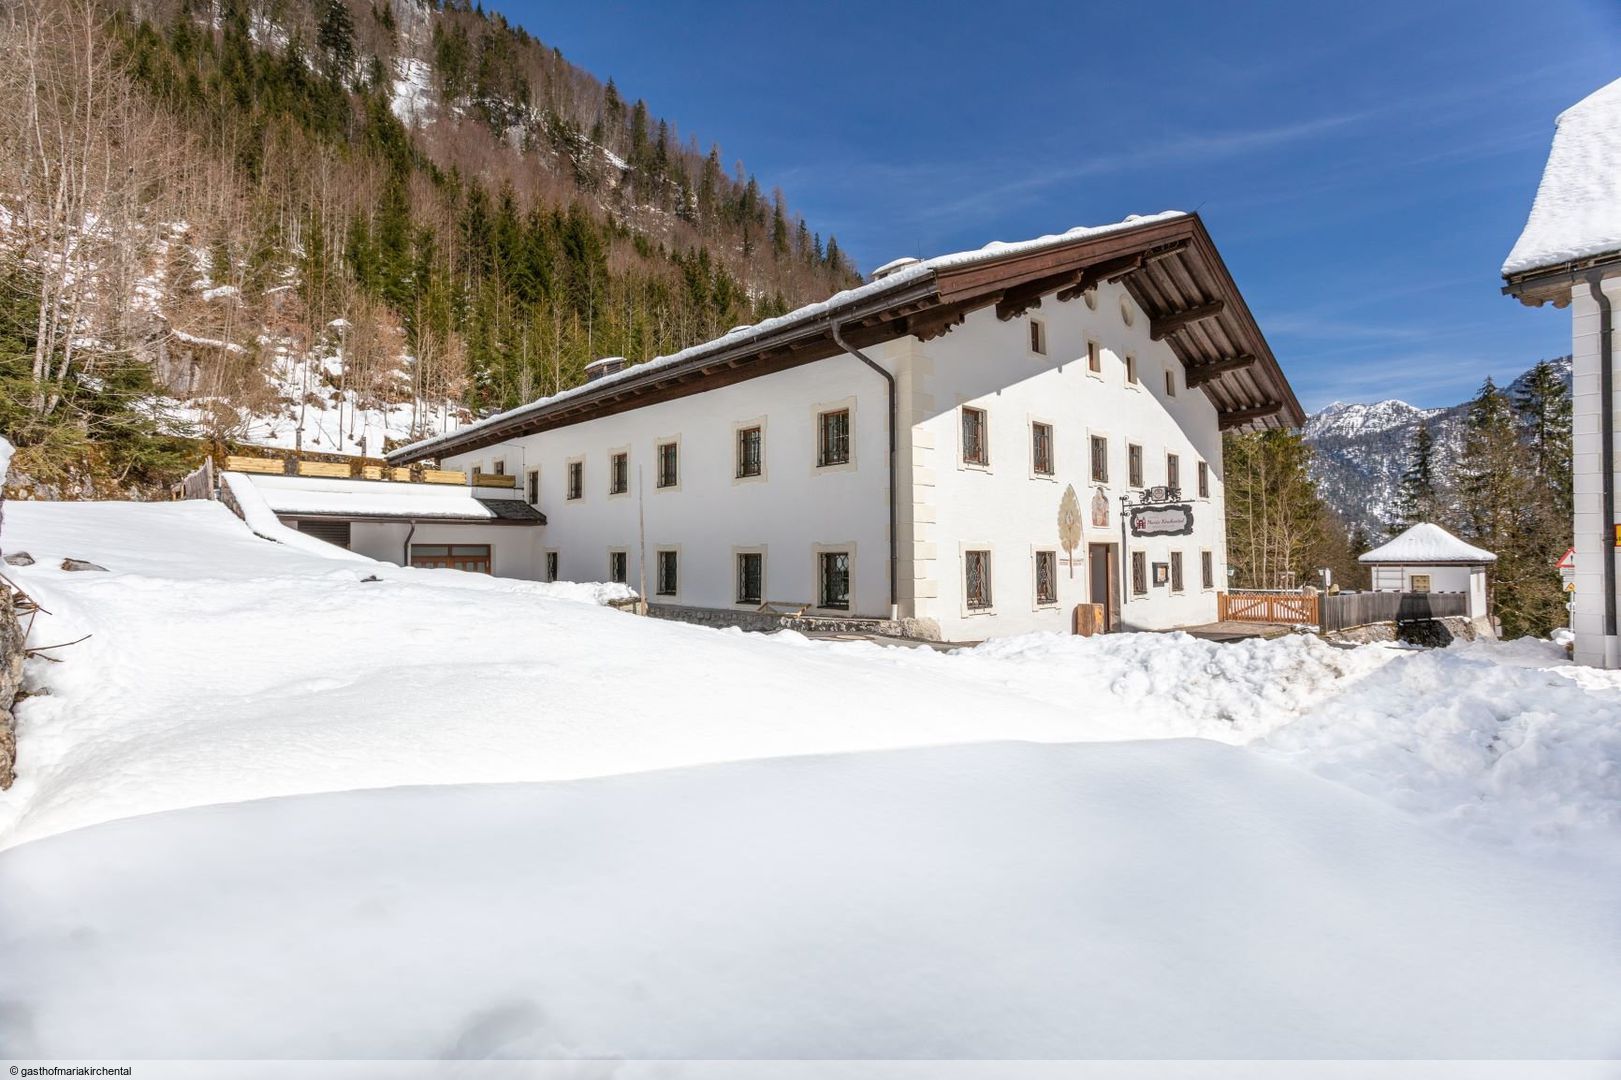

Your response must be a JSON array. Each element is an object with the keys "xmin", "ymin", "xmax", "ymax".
[{"xmin": 1088, "ymin": 543, "xmax": 1117, "ymax": 630}]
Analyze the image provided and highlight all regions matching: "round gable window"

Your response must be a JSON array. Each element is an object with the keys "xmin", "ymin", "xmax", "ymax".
[
  {"xmin": 1120, "ymin": 296, "xmax": 1135, "ymax": 327},
  {"xmin": 1083, "ymin": 289, "xmax": 1098, "ymax": 311}
]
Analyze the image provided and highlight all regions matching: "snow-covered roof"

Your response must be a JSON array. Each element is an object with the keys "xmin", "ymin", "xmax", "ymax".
[
  {"xmin": 1359, "ymin": 523, "xmax": 1496, "ymax": 565},
  {"xmin": 227, "ymin": 472, "xmax": 543, "ymax": 523},
  {"xmin": 1502, "ymin": 77, "xmax": 1621, "ymax": 278},
  {"xmin": 389, "ymin": 212, "xmax": 1193, "ymax": 463}
]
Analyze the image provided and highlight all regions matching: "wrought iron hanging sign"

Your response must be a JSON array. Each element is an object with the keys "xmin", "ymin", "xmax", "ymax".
[{"xmin": 1127, "ymin": 486, "xmax": 1194, "ymax": 538}]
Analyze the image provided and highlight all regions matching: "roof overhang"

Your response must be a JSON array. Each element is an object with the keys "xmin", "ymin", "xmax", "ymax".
[
  {"xmin": 390, "ymin": 213, "xmax": 1303, "ymax": 465},
  {"xmin": 275, "ymin": 509, "xmax": 546, "ymax": 526},
  {"xmin": 1502, "ymin": 250, "xmax": 1621, "ymax": 308}
]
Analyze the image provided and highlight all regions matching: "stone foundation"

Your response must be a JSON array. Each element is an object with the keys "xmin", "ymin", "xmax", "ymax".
[
  {"xmin": 635, "ymin": 601, "xmax": 943, "ymax": 641},
  {"xmin": 1324, "ymin": 615, "xmax": 1483, "ymax": 647}
]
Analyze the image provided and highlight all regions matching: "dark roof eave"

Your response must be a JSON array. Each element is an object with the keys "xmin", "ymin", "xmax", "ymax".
[
  {"xmin": 1502, "ymin": 250, "xmax": 1621, "ymax": 306},
  {"xmin": 274, "ymin": 510, "xmax": 546, "ymax": 526}
]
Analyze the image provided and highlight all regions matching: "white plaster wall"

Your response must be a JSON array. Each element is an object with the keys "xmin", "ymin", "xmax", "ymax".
[
  {"xmin": 277, "ymin": 518, "xmax": 544, "ymax": 578},
  {"xmin": 1569, "ymin": 277, "xmax": 1621, "ymax": 667},
  {"xmin": 1368, "ymin": 563, "xmax": 1482, "ymax": 616},
  {"xmin": 905, "ymin": 283, "xmax": 1226, "ymax": 639},
  {"xmin": 445, "ymin": 360, "xmax": 891, "ymax": 616}
]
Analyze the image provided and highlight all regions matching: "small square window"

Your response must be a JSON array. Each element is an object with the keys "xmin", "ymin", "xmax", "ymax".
[
  {"xmin": 610, "ymin": 451, "xmax": 629, "ymax": 495},
  {"xmin": 1029, "ymin": 319, "xmax": 1047, "ymax": 356},
  {"xmin": 1090, "ymin": 436, "xmax": 1109, "ymax": 483},
  {"xmin": 608, "ymin": 551, "xmax": 627, "ymax": 584},
  {"xmin": 1125, "ymin": 355, "xmax": 1138, "ymax": 384},
  {"xmin": 656, "ymin": 550, "xmax": 678, "ymax": 596},
  {"xmin": 818, "ymin": 409, "xmax": 851, "ymax": 467},
  {"xmin": 965, "ymin": 550, "xmax": 993, "ymax": 610},
  {"xmin": 657, "ymin": 442, "xmax": 678, "ymax": 488},
  {"xmin": 1128, "ymin": 443, "xmax": 1144, "ymax": 488},
  {"xmin": 1411, "ymin": 574, "xmax": 1432, "ymax": 593},
  {"xmin": 737, "ymin": 552, "xmax": 763, "ymax": 604},
  {"xmin": 567, "ymin": 461, "xmax": 583, "ymax": 501},
  {"xmin": 962, "ymin": 406, "xmax": 988, "ymax": 466},
  {"xmin": 1087, "ymin": 341, "xmax": 1101, "ymax": 374},
  {"xmin": 737, "ymin": 426, "xmax": 763, "ymax": 478},
  {"xmin": 1032, "ymin": 422, "xmax": 1054, "ymax": 476},
  {"xmin": 1035, "ymin": 550, "xmax": 1057, "ymax": 605},
  {"xmin": 819, "ymin": 551, "xmax": 850, "ymax": 609}
]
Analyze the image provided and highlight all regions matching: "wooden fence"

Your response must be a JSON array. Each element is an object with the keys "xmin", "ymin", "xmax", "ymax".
[
  {"xmin": 1217, "ymin": 591, "xmax": 1319, "ymax": 625},
  {"xmin": 175, "ymin": 456, "xmax": 215, "ymax": 500},
  {"xmin": 1218, "ymin": 590, "xmax": 1468, "ymax": 629},
  {"xmin": 1319, "ymin": 591, "xmax": 1467, "ymax": 631}
]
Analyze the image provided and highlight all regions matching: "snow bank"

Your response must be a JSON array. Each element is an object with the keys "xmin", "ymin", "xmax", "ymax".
[
  {"xmin": 1261, "ymin": 642, "xmax": 1621, "ymax": 859},
  {"xmin": 3, "ymin": 741, "xmax": 1616, "ymax": 1058}
]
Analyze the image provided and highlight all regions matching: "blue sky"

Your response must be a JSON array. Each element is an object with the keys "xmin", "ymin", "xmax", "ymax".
[{"xmin": 508, "ymin": 0, "xmax": 1618, "ymax": 412}]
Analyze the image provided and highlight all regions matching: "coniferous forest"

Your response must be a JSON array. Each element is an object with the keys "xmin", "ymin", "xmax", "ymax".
[{"xmin": 0, "ymin": 0, "xmax": 859, "ymax": 490}]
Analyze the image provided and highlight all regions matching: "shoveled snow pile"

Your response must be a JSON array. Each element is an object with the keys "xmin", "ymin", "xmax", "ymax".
[{"xmin": 0, "ymin": 500, "xmax": 1617, "ymax": 1059}]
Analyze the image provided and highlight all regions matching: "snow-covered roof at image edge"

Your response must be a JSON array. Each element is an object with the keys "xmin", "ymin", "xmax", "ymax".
[
  {"xmin": 1359, "ymin": 523, "xmax": 1497, "ymax": 565},
  {"xmin": 1502, "ymin": 76, "xmax": 1621, "ymax": 277}
]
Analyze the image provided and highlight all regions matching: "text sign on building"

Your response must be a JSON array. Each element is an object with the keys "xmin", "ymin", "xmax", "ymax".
[{"xmin": 1129, "ymin": 504, "xmax": 1194, "ymax": 538}]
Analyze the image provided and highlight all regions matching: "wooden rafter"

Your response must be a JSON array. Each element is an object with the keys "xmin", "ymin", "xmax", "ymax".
[
  {"xmin": 1150, "ymin": 300, "xmax": 1225, "ymax": 341},
  {"xmin": 1217, "ymin": 401, "xmax": 1283, "ymax": 430},
  {"xmin": 1184, "ymin": 354, "xmax": 1256, "ymax": 388},
  {"xmin": 995, "ymin": 269, "xmax": 1085, "ymax": 321}
]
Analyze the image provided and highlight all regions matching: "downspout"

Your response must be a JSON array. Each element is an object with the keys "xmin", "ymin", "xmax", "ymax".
[
  {"xmin": 403, "ymin": 520, "xmax": 417, "ymax": 567},
  {"xmin": 830, "ymin": 320, "xmax": 898, "ymax": 615},
  {"xmin": 1587, "ymin": 271, "xmax": 1618, "ymax": 663}
]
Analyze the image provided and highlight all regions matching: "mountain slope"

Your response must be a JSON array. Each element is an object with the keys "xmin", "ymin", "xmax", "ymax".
[{"xmin": 1304, "ymin": 357, "xmax": 1572, "ymax": 534}]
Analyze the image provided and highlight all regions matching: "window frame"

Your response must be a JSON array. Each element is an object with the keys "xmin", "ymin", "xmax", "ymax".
[
  {"xmin": 655, "ymin": 548, "xmax": 679, "ymax": 598},
  {"xmin": 1034, "ymin": 549, "xmax": 1059, "ymax": 608},
  {"xmin": 1197, "ymin": 460, "xmax": 1210, "ymax": 499},
  {"xmin": 1029, "ymin": 318, "xmax": 1047, "ymax": 356},
  {"xmin": 735, "ymin": 421, "xmax": 765, "ymax": 481},
  {"xmin": 1165, "ymin": 368, "xmax": 1178, "ymax": 397},
  {"xmin": 1090, "ymin": 434, "xmax": 1109, "ymax": 484},
  {"xmin": 961, "ymin": 405, "xmax": 989, "ymax": 469},
  {"xmin": 1031, "ymin": 420, "xmax": 1055, "ymax": 478},
  {"xmin": 816, "ymin": 547, "xmax": 853, "ymax": 611},
  {"xmin": 1200, "ymin": 549, "xmax": 1215, "ymax": 591},
  {"xmin": 1131, "ymin": 550, "xmax": 1148, "ymax": 596},
  {"xmin": 964, "ymin": 549, "xmax": 994, "ymax": 612},
  {"xmin": 1127, "ymin": 442, "xmax": 1144, "ymax": 489},
  {"xmin": 526, "ymin": 468, "xmax": 540, "ymax": 506},
  {"xmin": 1167, "ymin": 452, "xmax": 1180, "ymax": 493},
  {"xmin": 655, "ymin": 438, "xmax": 680, "ymax": 490},
  {"xmin": 1410, "ymin": 573, "xmax": 1432, "ymax": 594},
  {"xmin": 816, "ymin": 404, "xmax": 854, "ymax": 471},
  {"xmin": 566, "ymin": 458, "xmax": 584, "ymax": 501},
  {"xmin": 608, "ymin": 448, "xmax": 630, "ymax": 496},
  {"xmin": 545, "ymin": 550, "xmax": 559, "ymax": 583},
  {"xmin": 1170, "ymin": 550, "xmax": 1185, "ymax": 594},
  {"xmin": 1125, "ymin": 354, "xmax": 1138, "ymax": 385},
  {"xmin": 1086, "ymin": 340, "xmax": 1102, "ymax": 376},
  {"xmin": 734, "ymin": 548, "xmax": 765, "ymax": 606},
  {"xmin": 607, "ymin": 549, "xmax": 628, "ymax": 586}
]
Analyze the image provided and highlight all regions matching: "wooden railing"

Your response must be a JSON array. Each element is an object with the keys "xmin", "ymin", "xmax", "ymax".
[
  {"xmin": 1217, "ymin": 591, "xmax": 1320, "ymax": 625},
  {"xmin": 1319, "ymin": 591, "xmax": 1468, "ymax": 631}
]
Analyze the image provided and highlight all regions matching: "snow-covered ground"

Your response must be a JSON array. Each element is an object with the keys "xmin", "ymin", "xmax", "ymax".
[{"xmin": 0, "ymin": 501, "xmax": 1617, "ymax": 1059}]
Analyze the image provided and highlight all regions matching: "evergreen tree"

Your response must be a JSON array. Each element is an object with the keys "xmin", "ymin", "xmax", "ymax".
[
  {"xmin": 1391, "ymin": 420, "xmax": 1441, "ymax": 533},
  {"xmin": 1514, "ymin": 358, "xmax": 1573, "ymax": 519},
  {"xmin": 317, "ymin": 0, "xmax": 356, "ymax": 81},
  {"xmin": 1223, "ymin": 429, "xmax": 1326, "ymax": 590}
]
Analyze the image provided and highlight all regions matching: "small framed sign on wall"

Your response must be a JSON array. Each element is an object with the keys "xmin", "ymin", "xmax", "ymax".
[{"xmin": 1152, "ymin": 562, "xmax": 1170, "ymax": 587}]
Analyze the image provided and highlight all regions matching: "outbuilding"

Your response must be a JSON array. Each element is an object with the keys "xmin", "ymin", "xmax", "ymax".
[{"xmin": 1359, "ymin": 523, "xmax": 1495, "ymax": 619}]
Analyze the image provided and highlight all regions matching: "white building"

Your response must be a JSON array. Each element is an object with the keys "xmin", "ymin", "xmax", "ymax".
[
  {"xmin": 390, "ymin": 212, "xmax": 1302, "ymax": 641},
  {"xmin": 1359, "ymin": 523, "xmax": 1494, "ymax": 619},
  {"xmin": 1503, "ymin": 76, "xmax": 1621, "ymax": 667}
]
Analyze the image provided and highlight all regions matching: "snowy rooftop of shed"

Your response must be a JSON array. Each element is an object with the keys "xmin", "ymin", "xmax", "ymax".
[
  {"xmin": 1502, "ymin": 77, "xmax": 1621, "ymax": 278},
  {"xmin": 1359, "ymin": 523, "xmax": 1496, "ymax": 566},
  {"xmin": 230, "ymin": 472, "xmax": 544, "ymax": 523}
]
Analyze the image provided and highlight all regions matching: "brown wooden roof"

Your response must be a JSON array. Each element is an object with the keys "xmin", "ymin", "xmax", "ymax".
[{"xmin": 390, "ymin": 213, "xmax": 1302, "ymax": 464}]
